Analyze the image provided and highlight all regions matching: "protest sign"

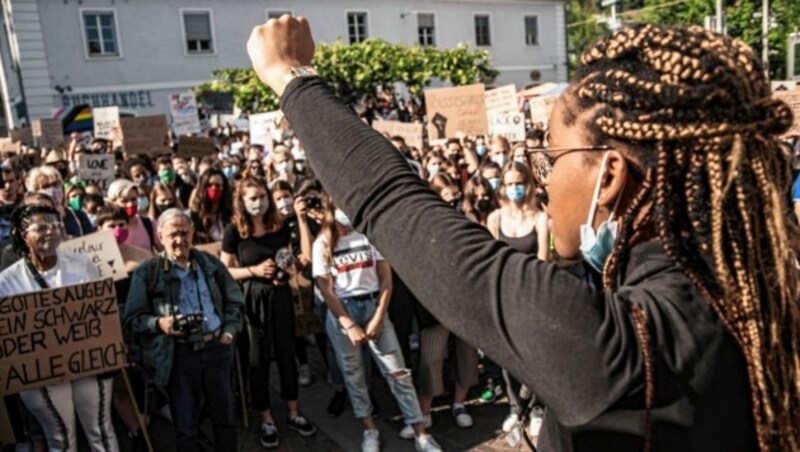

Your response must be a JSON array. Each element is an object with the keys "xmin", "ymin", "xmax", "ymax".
[
  {"xmin": 93, "ymin": 106, "xmax": 120, "ymax": 141},
  {"xmin": 774, "ymin": 90, "xmax": 800, "ymax": 137},
  {"xmin": 528, "ymin": 95, "xmax": 558, "ymax": 127},
  {"xmin": 169, "ymin": 92, "xmax": 202, "ymax": 136},
  {"xmin": 424, "ymin": 84, "xmax": 488, "ymax": 139},
  {"xmin": 178, "ymin": 136, "xmax": 216, "ymax": 159},
  {"xmin": 372, "ymin": 120, "xmax": 424, "ymax": 150},
  {"xmin": 31, "ymin": 118, "xmax": 64, "ymax": 149},
  {"xmin": 489, "ymin": 112, "xmax": 526, "ymax": 142},
  {"xmin": 0, "ymin": 138, "xmax": 21, "ymax": 153},
  {"xmin": 59, "ymin": 231, "xmax": 127, "ymax": 282},
  {"xmin": 0, "ymin": 278, "xmax": 126, "ymax": 395},
  {"xmin": 485, "ymin": 84, "xmax": 518, "ymax": 115},
  {"xmin": 8, "ymin": 128, "xmax": 31, "ymax": 146},
  {"xmin": 195, "ymin": 241, "xmax": 221, "ymax": 258},
  {"xmin": 249, "ymin": 111, "xmax": 282, "ymax": 151},
  {"xmin": 120, "ymin": 115, "xmax": 170, "ymax": 155},
  {"xmin": 78, "ymin": 154, "xmax": 115, "ymax": 194}
]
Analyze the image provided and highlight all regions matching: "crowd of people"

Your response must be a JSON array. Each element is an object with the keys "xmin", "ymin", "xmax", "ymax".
[{"xmin": 0, "ymin": 110, "xmax": 559, "ymax": 452}]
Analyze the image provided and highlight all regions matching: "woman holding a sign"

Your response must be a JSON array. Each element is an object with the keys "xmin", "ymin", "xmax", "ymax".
[{"xmin": 0, "ymin": 204, "xmax": 119, "ymax": 452}]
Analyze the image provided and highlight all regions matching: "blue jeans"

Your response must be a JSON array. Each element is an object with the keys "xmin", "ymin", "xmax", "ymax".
[
  {"xmin": 326, "ymin": 294, "xmax": 424, "ymax": 424},
  {"xmin": 314, "ymin": 297, "xmax": 372, "ymax": 392}
]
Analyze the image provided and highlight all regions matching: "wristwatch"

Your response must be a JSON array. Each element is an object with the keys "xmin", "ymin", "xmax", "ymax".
[{"xmin": 283, "ymin": 66, "xmax": 319, "ymax": 84}]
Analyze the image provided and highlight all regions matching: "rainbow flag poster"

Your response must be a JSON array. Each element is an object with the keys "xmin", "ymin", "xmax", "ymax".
[{"xmin": 53, "ymin": 105, "xmax": 93, "ymax": 134}]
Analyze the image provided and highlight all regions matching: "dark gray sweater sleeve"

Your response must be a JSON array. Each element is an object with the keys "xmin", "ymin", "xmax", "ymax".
[{"xmin": 280, "ymin": 78, "xmax": 643, "ymax": 425}]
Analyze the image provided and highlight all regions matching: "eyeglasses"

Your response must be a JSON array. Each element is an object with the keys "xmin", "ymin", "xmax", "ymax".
[{"xmin": 25, "ymin": 222, "xmax": 65, "ymax": 235}]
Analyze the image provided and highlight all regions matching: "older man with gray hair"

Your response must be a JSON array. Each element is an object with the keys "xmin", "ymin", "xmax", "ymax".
[{"xmin": 124, "ymin": 208, "xmax": 244, "ymax": 452}]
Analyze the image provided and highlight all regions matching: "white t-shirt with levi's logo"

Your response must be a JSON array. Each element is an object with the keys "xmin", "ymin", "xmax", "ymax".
[{"xmin": 312, "ymin": 231, "xmax": 384, "ymax": 300}]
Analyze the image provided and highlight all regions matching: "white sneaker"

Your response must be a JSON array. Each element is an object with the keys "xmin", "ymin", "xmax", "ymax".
[
  {"xmin": 502, "ymin": 413, "xmax": 519, "ymax": 433},
  {"xmin": 529, "ymin": 407, "xmax": 544, "ymax": 437},
  {"xmin": 400, "ymin": 414, "xmax": 432, "ymax": 440},
  {"xmin": 362, "ymin": 429, "xmax": 380, "ymax": 452},
  {"xmin": 415, "ymin": 434, "xmax": 443, "ymax": 452},
  {"xmin": 298, "ymin": 364, "xmax": 312, "ymax": 387},
  {"xmin": 452, "ymin": 404, "xmax": 473, "ymax": 428}
]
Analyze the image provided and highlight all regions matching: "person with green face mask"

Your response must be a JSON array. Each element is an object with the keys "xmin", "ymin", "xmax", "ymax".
[
  {"xmin": 64, "ymin": 178, "xmax": 87, "ymax": 212},
  {"xmin": 156, "ymin": 156, "xmax": 194, "ymax": 207}
]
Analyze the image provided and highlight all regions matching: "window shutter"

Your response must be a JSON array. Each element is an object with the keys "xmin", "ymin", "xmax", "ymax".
[{"xmin": 184, "ymin": 13, "xmax": 211, "ymax": 41}]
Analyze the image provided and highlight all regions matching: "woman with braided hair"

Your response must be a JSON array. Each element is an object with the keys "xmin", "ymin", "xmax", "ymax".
[{"xmin": 247, "ymin": 18, "xmax": 800, "ymax": 452}]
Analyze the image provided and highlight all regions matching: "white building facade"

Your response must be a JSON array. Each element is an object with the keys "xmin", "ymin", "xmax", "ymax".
[{"xmin": 0, "ymin": 0, "xmax": 567, "ymax": 130}]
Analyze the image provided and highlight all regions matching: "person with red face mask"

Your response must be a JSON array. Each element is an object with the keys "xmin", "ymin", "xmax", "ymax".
[
  {"xmin": 107, "ymin": 179, "xmax": 160, "ymax": 252},
  {"xmin": 189, "ymin": 168, "xmax": 233, "ymax": 244}
]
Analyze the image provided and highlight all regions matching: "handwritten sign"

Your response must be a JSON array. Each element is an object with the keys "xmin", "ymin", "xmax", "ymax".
[
  {"xmin": 424, "ymin": 84, "xmax": 488, "ymax": 139},
  {"xmin": 372, "ymin": 120, "xmax": 424, "ymax": 150},
  {"xmin": 528, "ymin": 95, "xmax": 558, "ymax": 128},
  {"xmin": 249, "ymin": 111, "xmax": 282, "ymax": 151},
  {"xmin": 0, "ymin": 139, "xmax": 21, "ymax": 153},
  {"xmin": 169, "ymin": 92, "xmax": 201, "ymax": 136},
  {"xmin": 59, "ymin": 231, "xmax": 127, "ymax": 281},
  {"xmin": 93, "ymin": 106, "xmax": 120, "ymax": 141},
  {"xmin": 78, "ymin": 154, "xmax": 115, "ymax": 194},
  {"xmin": 0, "ymin": 278, "xmax": 126, "ymax": 395},
  {"xmin": 8, "ymin": 128, "xmax": 31, "ymax": 146},
  {"xmin": 32, "ymin": 119, "xmax": 64, "ymax": 149},
  {"xmin": 774, "ymin": 90, "xmax": 800, "ymax": 137},
  {"xmin": 485, "ymin": 84, "xmax": 518, "ymax": 115},
  {"xmin": 120, "ymin": 115, "xmax": 170, "ymax": 156},
  {"xmin": 178, "ymin": 136, "xmax": 215, "ymax": 159},
  {"xmin": 489, "ymin": 112, "xmax": 526, "ymax": 142}
]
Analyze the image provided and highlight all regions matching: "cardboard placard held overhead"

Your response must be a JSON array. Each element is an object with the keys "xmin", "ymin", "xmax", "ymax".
[
  {"xmin": 120, "ymin": 115, "xmax": 170, "ymax": 156},
  {"xmin": 372, "ymin": 120, "xmax": 425, "ymax": 150},
  {"xmin": 424, "ymin": 84, "xmax": 488, "ymax": 140},
  {"xmin": 178, "ymin": 136, "xmax": 216, "ymax": 159},
  {"xmin": 0, "ymin": 138, "xmax": 21, "ymax": 153},
  {"xmin": 8, "ymin": 128, "xmax": 31, "ymax": 146},
  {"xmin": 59, "ymin": 231, "xmax": 127, "ymax": 281},
  {"xmin": 78, "ymin": 154, "xmax": 115, "ymax": 194},
  {"xmin": 31, "ymin": 118, "xmax": 64, "ymax": 149},
  {"xmin": 528, "ymin": 95, "xmax": 558, "ymax": 128},
  {"xmin": 774, "ymin": 90, "xmax": 800, "ymax": 137},
  {"xmin": 93, "ymin": 106, "xmax": 120, "ymax": 141},
  {"xmin": 485, "ymin": 84, "xmax": 518, "ymax": 115},
  {"xmin": 488, "ymin": 112, "xmax": 526, "ymax": 142},
  {"xmin": 0, "ymin": 278, "xmax": 126, "ymax": 395},
  {"xmin": 249, "ymin": 111, "xmax": 282, "ymax": 151},
  {"xmin": 169, "ymin": 92, "xmax": 202, "ymax": 136}
]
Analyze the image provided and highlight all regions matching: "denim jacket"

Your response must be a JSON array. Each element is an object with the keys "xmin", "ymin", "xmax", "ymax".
[{"xmin": 123, "ymin": 249, "xmax": 244, "ymax": 387}]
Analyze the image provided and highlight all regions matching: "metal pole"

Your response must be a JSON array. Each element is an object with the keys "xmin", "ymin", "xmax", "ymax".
[
  {"xmin": 716, "ymin": 0, "xmax": 723, "ymax": 34},
  {"xmin": 762, "ymin": 0, "xmax": 769, "ymax": 79}
]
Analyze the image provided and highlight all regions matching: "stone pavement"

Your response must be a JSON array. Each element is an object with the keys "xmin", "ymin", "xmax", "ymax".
[{"xmin": 132, "ymin": 339, "xmax": 535, "ymax": 452}]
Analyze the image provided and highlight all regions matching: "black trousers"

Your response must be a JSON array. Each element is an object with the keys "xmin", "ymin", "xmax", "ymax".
[{"xmin": 168, "ymin": 340, "xmax": 238, "ymax": 452}]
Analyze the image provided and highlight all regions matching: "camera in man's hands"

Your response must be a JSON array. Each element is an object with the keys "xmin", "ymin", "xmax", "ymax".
[
  {"xmin": 274, "ymin": 247, "xmax": 296, "ymax": 284},
  {"xmin": 304, "ymin": 196, "xmax": 322, "ymax": 210},
  {"xmin": 174, "ymin": 312, "xmax": 204, "ymax": 334}
]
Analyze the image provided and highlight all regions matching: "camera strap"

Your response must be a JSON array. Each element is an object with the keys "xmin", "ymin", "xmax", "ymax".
[{"xmin": 25, "ymin": 257, "xmax": 50, "ymax": 290}]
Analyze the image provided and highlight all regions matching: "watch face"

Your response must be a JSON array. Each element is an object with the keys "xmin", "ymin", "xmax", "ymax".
[{"xmin": 293, "ymin": 66, "xmax": 317, "ymax": 77}]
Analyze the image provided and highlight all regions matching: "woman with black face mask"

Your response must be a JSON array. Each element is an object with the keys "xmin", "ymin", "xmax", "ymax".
[
  {"xmin": 147, "ymin": 182, "xmax": 183, "ymax": 222},
  {"xmin": 462, "ymin": 176, "xmax": 500, "ymax": 227}
]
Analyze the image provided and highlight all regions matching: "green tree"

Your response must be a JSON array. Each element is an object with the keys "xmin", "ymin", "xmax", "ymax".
[
  {"xmin": 566, "ymin": 0, "xmax": 610, "ymax": 76},
  {"xmin": 195, "ymin": 39, "xmax": 498, "ymax": 114}
]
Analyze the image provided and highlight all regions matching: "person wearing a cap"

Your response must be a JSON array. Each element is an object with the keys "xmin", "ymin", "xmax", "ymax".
[
  {"xmin": 25, "ymin": 165, "xmax": 94, "ymax": 238},
  {"xmin": 44, "ymin": 149, "xmax": 70, "ymax": 180}
]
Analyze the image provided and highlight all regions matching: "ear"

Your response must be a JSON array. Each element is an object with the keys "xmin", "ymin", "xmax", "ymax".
[{"xmin": 597, "ymin": 150, "xmax": 629, "ymax": 211}]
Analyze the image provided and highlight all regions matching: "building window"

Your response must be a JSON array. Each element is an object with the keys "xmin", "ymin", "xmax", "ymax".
[
  {"xmin": 418, "ymin": 13, "xmax": 435, "ymax": 46},
  {"xmin": 525, "ymin": 15, "xmax": 539, "ymax": 46},
  {"xmin": 183, "ymin": 11, "xmax": 213, "ymax": 54},
  {"xmin": 267, "ymin": 10, "xmax": 292, "ymax": 20},
  {"xmin": 474, "ymin": 14, "xmax": 491, "ymax": 47},
  {"xmin": 347, "ymin": 12, "xmax": 368, "ymax": 44},
  {"xmin": 82, "ymin": 11, "xmax": 119, "ymax": 57}
]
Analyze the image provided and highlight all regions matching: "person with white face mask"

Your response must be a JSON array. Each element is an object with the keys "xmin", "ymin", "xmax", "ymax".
[
  {"xmin": 270, "ymin": 147, "xmax": 306, "ymax": 192},
  {"xmin": 219, "ymin": 177, "xmax": 317, "ymax": 448},
  {"xmin": 25, "ymin": 165, "xmax": 94, "ymax": 238}
]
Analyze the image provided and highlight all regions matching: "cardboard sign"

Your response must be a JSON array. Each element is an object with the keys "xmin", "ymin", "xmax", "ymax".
[
  {"xmin": 78, "ymin": 154, "xmax": 115, "ymax": 194},
  {"xmin": 0, "ymin": 278, "xmax": 126, "ymax": 395},
  {"xmin": 528, "ymin": 95, "xmax": 558, "ymax": 127},
  {"xmin": 249, "ymin": 111, "xmax": 282, "ymax": 150},
  {"xmin": 59, "ymin": 231, "xmax": 127, "ymax": 281},
  {"xmin": 8, "ymin": 128, "xmax": 31, "ymax": 146},
  {"xmin": 93, "ymin": 106, "xmax": 120, "ymax": 141},
  {"xmin": 195, "ymin": 241, "xmax": 221, "ymax": 258},
  {"xmin": 774, "ymin": 90, "xmax": 800, "ymax": 137},
  {"xmin": 485, "ymin": 84, "xmax": 518, "ymax": 115},
  {"xmin": 372, "ymin": 120, "xmax": 424, "ymax": 150},
  {"xmin": 424, "ymin": 84, "xmax": 488, "ymax": 139},
  {"xmin": 32, "ymin": 118, "xmax": 64, "ymax": 149},
  {"xmin": 489, "ymin": 112, "xmax": 526, "ymax": 142},
  {"xmin": 120, "ymin": 115, "xmax": 170, "ymax": 156},
  {"xmin": 178, "ymin": 136, "xmax": 215, "ymax": 159},
  {"xmin": 0, "ymin": 139, "xmax": 21, "ymax": 153},
  {"xmin": 169, "ymin": 92, "xmax": 202, "ymax": 136}
]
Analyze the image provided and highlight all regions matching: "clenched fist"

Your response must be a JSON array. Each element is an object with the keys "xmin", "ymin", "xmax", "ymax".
[{"xmin": 247, "ymin": 15, "xmax": 315, "ymax": 97}]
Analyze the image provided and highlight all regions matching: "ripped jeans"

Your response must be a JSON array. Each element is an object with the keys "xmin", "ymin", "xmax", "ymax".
[{"xmin": 326, "ymin": 293, "xmax": 424, "ymax": 424}]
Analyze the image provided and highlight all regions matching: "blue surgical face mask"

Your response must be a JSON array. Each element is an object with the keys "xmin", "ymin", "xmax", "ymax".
[
  {"xmin": 476, "ymin": 145, "xmax": 487, "ymax": 157},
  {"xmin": 579, "ymin": 153, "xmax": 624, "ymax": 272},
  {"xmin": 334, "ymin": 209, "xmax": 351, "ymax": 227},
  {"xmin": 137, "ymin": 195, "xmax": 149, "ymax": 211},
  {"xmin": 222, "ymin": 166, "xmax": 237, "ymax": 179},
  {"xmin": 488, "ymin": 177, "xmax": 501, "ymax": 191},
  {"xmin": 505, "ymin": 185, "xmax": 526, "ymax": 203}
]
